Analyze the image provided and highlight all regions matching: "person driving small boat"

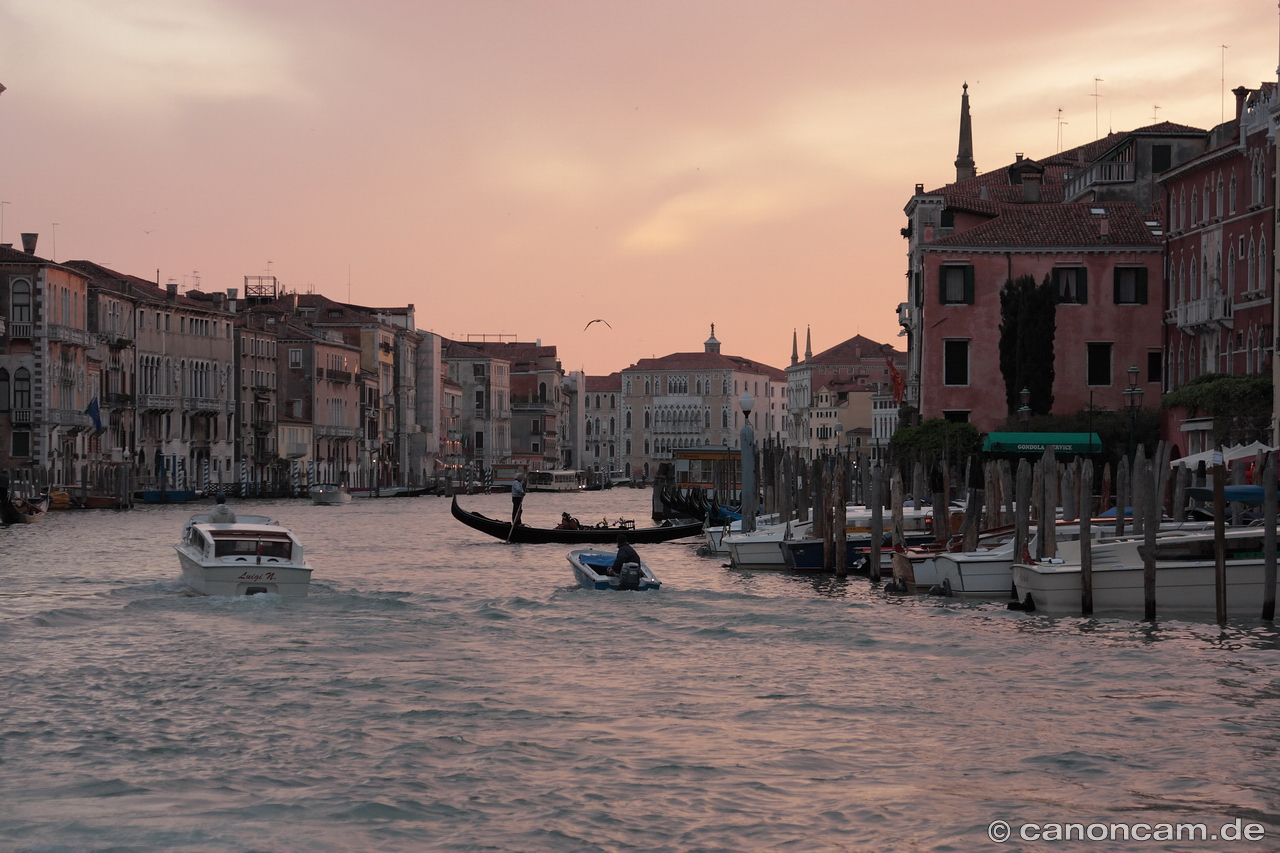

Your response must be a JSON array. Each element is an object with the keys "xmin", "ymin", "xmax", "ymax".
[{"xmin": 555, "ymin": 512, "xmax": 581, "ymax": 530}]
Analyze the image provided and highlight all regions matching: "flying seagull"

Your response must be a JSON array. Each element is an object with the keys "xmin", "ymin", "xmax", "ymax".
[{"xmin": 583, "ymin": 319, "xmax": 612, "ymax": 331}]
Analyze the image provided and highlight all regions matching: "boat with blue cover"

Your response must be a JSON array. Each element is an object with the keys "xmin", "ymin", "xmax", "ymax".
[{"xmin": 568, "ymin": 549, "xmax": 661, "ymax": 591}]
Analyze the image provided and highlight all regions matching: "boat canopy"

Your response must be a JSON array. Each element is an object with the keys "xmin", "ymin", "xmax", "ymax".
[{"xmin": 982, "ymin": 432, "xmax": 1102, "ymax": 455}]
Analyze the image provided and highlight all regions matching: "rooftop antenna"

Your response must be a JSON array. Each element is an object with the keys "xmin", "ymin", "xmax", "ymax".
[
  {"xmin": 1091, "ymin": 77, "xmax": 1104, "ymax": 139},
  {"xmin": 348, "ymin": 265, "xmax": 352, "ymax": 302},
  {"xmin": 0, "ymin": 200, "xmax": 9, "ymax": 245},
  {"xmin": 1056, "ymin": 108, "xmax": 1068, "ymax": 152},
  {"xmin": 1221, "ymin": 44, "xmax": 1229, "ymax": 123},
  {"xmin": 51, "ymin": 222, "xmax": 59, "ymax": 261},
  {"xmin": 1152, "ymin": 105, "xmax": 1161, "ymax": 122}
]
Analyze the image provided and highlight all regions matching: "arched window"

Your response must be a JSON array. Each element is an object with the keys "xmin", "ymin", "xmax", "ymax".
[
  {"xmin": 0, "ymin": 368, "xmax": 8, "ymax": 411},
  {"xmin": 609, "ymin": 417, "xmax": 615, "ymax": 436},
  {"xmin": 10, "ymin": 279, "xmax": 31, "ymax": 323},
  {"xmin": 1227, "ymin": 252, "xmax": 1235, "ymax": 297},
  {"xmin": 624, "ymin": 411, "xmax": 632, "ymax": 429},
  {"xmin": 1258, "ymin": 236, "xmax": 1267, "ymax": 292},
  {"xmin": 1230, "ymin": 171, "xmax": 1238, "ymax": 213},
  {"xmin": 539, "ymin": 382, "xmax": 547, "ymax": 402},
  {"xmin": 643, "ymin": 410, "xmax": 650, "ymax": 428},
  {"xmin": 13, "ymin": 367, "xmax": 31, "ymax": 409},
  {"xmin": 1191, "ymin": 190, "xmax": 1198, "ymax": 225},
  {"xmin": 1216, "ymin": 174, "xmax": 1224, "ymax": 218},
  {"xmin": 610, "ymin": 395, "xmax": 615, "ymax": 408}
]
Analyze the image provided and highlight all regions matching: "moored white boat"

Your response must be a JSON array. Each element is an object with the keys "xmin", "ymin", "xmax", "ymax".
[
  {"xmin": 309, "ymin": 483, "xmax": 352, "ymax": 505},
  {"xmin": 934, "ymin": 520, "xmax": 1214, "ymax": 599},
  {"xmin": 568, "ymin": 548, "xmax": 661, "ymax": 591},
  {"xmin": 1011, "ymin": 527, "xmax": 1274, "ymax": 618},
  {"xmin": 174, "ymin": 514, "xmax": 314, "ymax": 596}
]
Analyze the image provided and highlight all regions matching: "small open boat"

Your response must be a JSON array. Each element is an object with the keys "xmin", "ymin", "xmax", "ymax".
[
  {"xmin": 7, "ymin": 493, "xmax": 51, "ymax": 524},
  {"xmin": 309, "ymin": 483, "xmax": 352, "ymax": 505},
  {"xmin": 451, "ymin": 497, "xmax": 701, "ymax": 544},
  {"xmin": 174, "ymin": 513, "xmax": 314, "ymax": 596},
  {"xmin": 568, "ymin": 549, "xmax": 661, "ymax": 591}
]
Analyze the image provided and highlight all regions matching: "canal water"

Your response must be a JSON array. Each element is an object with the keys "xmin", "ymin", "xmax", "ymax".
[{"xmin": 3, "ymin": 489, "xmax": 1280, "ymax": 852}]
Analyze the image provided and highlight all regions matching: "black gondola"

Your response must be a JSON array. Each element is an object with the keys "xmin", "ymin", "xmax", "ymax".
[{"xmin": 450, "ymin": 497, "xmax": 702, "ymax": 544}]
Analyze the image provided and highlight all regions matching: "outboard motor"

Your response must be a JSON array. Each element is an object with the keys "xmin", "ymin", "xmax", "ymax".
[{"xmin": 617, "ymin": 562, "xmax": 642, "ymax": 591}]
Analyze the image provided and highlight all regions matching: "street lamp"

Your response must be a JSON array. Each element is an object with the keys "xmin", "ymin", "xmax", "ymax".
[
  {"xmin": 1018, "ymin": 386, "xmax": 1031, "ymax": 425},
  {"xmin": 1123, "ymin": 365, "xmax": 1143, "ymax": 459}
]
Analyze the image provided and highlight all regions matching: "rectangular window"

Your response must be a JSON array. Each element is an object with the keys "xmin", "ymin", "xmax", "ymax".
[
  {"xmin": 942, "ymin": 411, "xmax": 970, "ymax": 424},
  {"xmin": 11, "ymin": 430, "xmax": 31, "ymax": 457},
  {"xmin": 1147, "ymin": 351, "xmax": 1162, "ymax": 383},
  {"xmin": 939, "ymin": 265, "xmax": 975, "ymax": 305},
  {"xmin": 1113, "ymin": 267, "xmax": 1148, "ymax": 304},
  {"xmin": 474, "ymin": 430, "xmax": 484, "ymax": 450},
  {"xmin": 289, "ymin": 349, "xmax": 302, "ymax": 369},
  {"xmin": 1053, "ymin": 267, "xmax": 1088, "ymax": 303},
  {"xmin": 1151, "ymin": 145, "xmax": 1172, "ymax": 173},
  {"xmin": 1087, "ymin": 343, "xmax": 1113, "ymax": 386},
  {"xmin": 943, "ymin": 339, "xmax": 970, "ymax": 386},
  {"xmin": 473, "ymin": 363, "xmax": 486, "ymax": 377},
  {"xmin": 531, "ymin": 442, "xmax": 540, "ymax": 454},
  {"xmin": 475, "ymin": 389, "xmax": 485, "ymax": 414}
]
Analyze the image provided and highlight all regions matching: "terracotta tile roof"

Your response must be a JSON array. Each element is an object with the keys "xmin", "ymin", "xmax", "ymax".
[
  {"xmin": 927, "ymin": 201, "xmax": 1161, "ymax": 248},
  {"xmin": 628, "ymin": 351, "xmax": 785, "ymax": 380},
  {"xmin": 585, "ymin": 373, "xmax": 621, "ymax": 391},
  {"xmin": 62, "ymin": 259, "xmax": 225, "ymax": 311},
  {"xmin": 808, "ymin": 334, "xmax": 903, "ymax": 365}
]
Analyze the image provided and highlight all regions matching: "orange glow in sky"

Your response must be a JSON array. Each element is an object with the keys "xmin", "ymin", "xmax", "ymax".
[{"xmin": 0, "ymin": 0, "xmax": 1274, "ymax": 374}]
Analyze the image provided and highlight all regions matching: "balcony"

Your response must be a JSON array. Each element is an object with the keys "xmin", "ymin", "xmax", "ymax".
[
  {"xmin": 1064, "ymin": 160, "xmax": 1134, "ymax": 201},
  {"xmin": 8, "ymin": 322, "xmax": 33, "ymax": 339},
  {"xmin": 11, "ymin": 408, "xmax": 32, "ymax": 424},
  {"xmin": 186, "ymin": 396, "xmax": 230, "ymax": 415},
  {"xmin": 321, "ymin": 368, "xmax": 353, "ymax": 384},
  {"xmin": 137, "ymin": 393, "xmax": 178, "ymax": 410},
  {"xmin": 50, "ymin": 408, "xmax": 93, "ymax": 433},
  {"xmin": 285, "ymin": 442, "xmax": 310, "ymax": 458},
  {"xmin": 252, "ymin": 419, "xmax": 275, "ymax": 434},
  {"xmin": 49, "ymin": 324, "xmax": 93, "ymax": 347},
  {"xmin": 315, "ymin": 424, "xmax": 358, "ymax": 438},
  {"xmin": 105, "ymin": 392, "xmax": 134, "ymax": 409},
  {"xmin": 1175, "ymin": 292, "xmax": 1233, "ymax": 332}
]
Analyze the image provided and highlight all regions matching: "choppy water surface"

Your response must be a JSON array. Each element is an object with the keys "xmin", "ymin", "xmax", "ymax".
[{"xmin": 3, "ymin": 491, "xmax": 1280, "ymax": 852}]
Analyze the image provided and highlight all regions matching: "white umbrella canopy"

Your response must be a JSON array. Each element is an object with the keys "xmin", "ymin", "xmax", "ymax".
[{"xmin": 1171, "ymin": 441, "xmax": 1277, "ymax": 467}]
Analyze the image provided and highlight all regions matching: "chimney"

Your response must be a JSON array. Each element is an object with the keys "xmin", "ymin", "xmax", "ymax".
[
  {"xmin": 225, "ymin": 287, "xmax": 238, "ymax": 313},
  {"xmin": 20, "ymin": 233, "xmax": 37, "ymax": 254},
  {"xmin": 166, "ymin": 282, "xmax": 178, "ymax": 299},
  {"xmin": 211, "ymin": 292, "xmax": 224, "ymax": 311},
  {"xmin": 1233, "ymin": 86, "xmax": 1250, "ymax": 142},
  {"xmin": 1098, "ymin": 217, "xmax": 1110, "ymax": 241}
]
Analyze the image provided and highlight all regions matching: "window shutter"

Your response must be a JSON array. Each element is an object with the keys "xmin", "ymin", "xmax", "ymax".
[
  {"xmin": 1134, "ymin": 267, "xmax": 1148, "ymax": 304},
  {"xmin": 1113, "ymin": 270, "xmax": 1121, "ymax": 304},
  {"xmin": 938, "ymin": 269, "xmax": 948, "ymax": 304},
  {"xmin": 963, "ymin": 265, "xmax": 975, "ymax": 304},
  {"xmin": 1077, "ymin": 268, "xmax": 1088, "ymax": 304}
]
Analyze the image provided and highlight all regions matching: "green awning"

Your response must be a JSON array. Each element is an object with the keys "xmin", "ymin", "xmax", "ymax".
[{"xmin": 982, "ymin": 432, "xmax": 1102, "ymax": 455}]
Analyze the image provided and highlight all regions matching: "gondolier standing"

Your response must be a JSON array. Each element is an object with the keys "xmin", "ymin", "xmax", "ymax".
[{"xmin": 510, "ymin": 472, "xmax": 526, "ymax": 527}]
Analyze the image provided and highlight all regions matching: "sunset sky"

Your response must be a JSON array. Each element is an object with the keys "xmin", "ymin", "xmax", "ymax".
[{"xmin": 0, "ymin": 0, "xmax": 1275, "ymax": 375}]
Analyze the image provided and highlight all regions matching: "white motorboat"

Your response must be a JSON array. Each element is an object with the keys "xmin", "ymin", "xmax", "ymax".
[
  {"xmin": 309, "ymin": 483, "xmax": 352, "ymax": 505},
  {"xmin": 1011, "ymin": 526, "xmax": 1274, "ymax": 618},
  {"xmin": 174, "ymin": 514, "xmax": 314, "ymax": 596},
  {"xmin": 568, "ymin": 549, "xmax": 661, "ymax": 591},
  {"xmin": 932, "ymin": 520, "xmax": 1214, "ymax": 599}
]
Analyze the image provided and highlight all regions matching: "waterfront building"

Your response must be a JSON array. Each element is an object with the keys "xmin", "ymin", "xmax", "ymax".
[
  {"xmin": 455, "ymin": 340, "xmax": 567, "ymax": 473},
  {"xmin": 1159, "ymin": 83, "xmax": 1276, "ymax": 454},
  {"xmin": 620, "ymin": 326, "xmax": 785, "ymax": 482},
  {"xmin": 0, "ymin": 236, "xmax": 95, "ymax": 474},
  {"xmin": 443, "ymin": 338, "xmax": 512, "ymax": 473},
  {"xmin": 63, "ymin": 259, "xmax": 235, "ymax": 491},
  {"xmin": 581, "ymin": 372, "xmax": 621, "ymax": 477},
  {"xmin": 899, "ymin": 84, "xmax": 1208, "ymax": 433},
  {"xmin": 786, "ymin": 328, "xmax": 904, "ymax": 460}
]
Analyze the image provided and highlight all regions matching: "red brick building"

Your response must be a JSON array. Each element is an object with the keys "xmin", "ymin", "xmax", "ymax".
[{"xmin": 899, "ymin": 85, "xmax": 1207, "ymax": 434}]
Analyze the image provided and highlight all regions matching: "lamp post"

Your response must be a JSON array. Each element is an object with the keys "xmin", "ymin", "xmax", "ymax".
[
  {"xmin": 1123, "ymin": 365, "xmax": 1143, "ymax": 459},
  {"xmin": 739, "ymin": 392, "xmax": 756, "ymax": 533},
  {"xmin": 1018, "ymin": 386, "xmax": 1031, "ymax": 426}
]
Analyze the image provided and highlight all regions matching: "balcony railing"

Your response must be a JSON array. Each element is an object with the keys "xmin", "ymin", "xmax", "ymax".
[
  {"xmin": 186, "ymin": 396, "xmax": 231, "ymax": 415},
  {"xmin": 1175, "ymin": 292, "xmax": 1233, "ymax": 331},
  {"xmin": 137, "ymin": 393, "xmax": 178, "ymax": 410},
  {"xmin": 11, "ymin": 408, "xmax": 32, "ymax": 424},
  {"xmin": 50, "ymin": 408, "xmax": 93, "ymax": 432},
  {"xmin": 321, "ymin": 368, "xmax": 353, "ymax": 383},
  {"xmin": 8, "ymin": 322, "xmax": 33, "ymax": 339},
  {"xmin": 285, "ymin": 442, "xmax": 309, "ymax": 458},
  {"xmin": 105, "ymin": 392, "xmax": 133, "ymax": 408},
  {"xmin": 315, "ymin": 424, "xmax": 358, "ymax": 438},
  {"xmin": 49, "ymin": 324, "xmax": 93, "ymax": 347}
]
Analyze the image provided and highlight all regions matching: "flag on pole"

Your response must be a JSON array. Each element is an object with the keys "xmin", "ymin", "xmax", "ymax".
[{"xmin": 83, "ymin": 397, "xmax": 105, "ymax": 435}]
